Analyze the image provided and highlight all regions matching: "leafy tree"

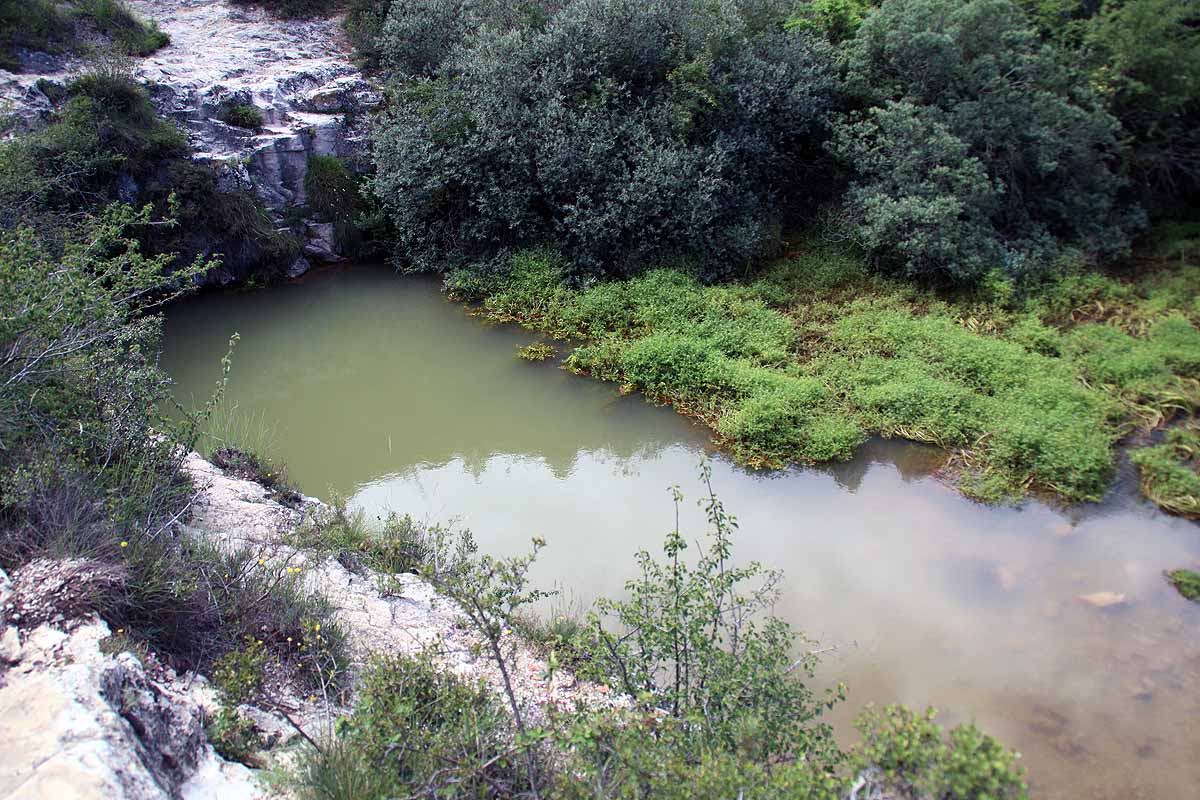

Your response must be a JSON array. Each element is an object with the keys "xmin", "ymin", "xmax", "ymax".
[
  {"xmin": 785, "ymin": 0, "xmax": 875, "ymax": 43},
  {"xmin": 371, "ymin": 0, "xmax": 839, "ymax": 283},
  {"xmin": 832, "ymin": 0, "xmax": 1139, "ymax": 283},
  {"xmin": 1083, "ymin": 0, "xmax": 1200, "ymax": 200}
]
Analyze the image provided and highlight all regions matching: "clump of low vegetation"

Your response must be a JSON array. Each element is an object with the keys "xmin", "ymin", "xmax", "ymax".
[
  {"xmin": 0, "ymin": 0, "xmax": 169, "ymax": 72},
  {"xmin": 287, "ymin": 495, "xmax": 454, "ymax": 576},
  {"xmin": 1130, "ymin": 428, "xmax": 1200, "ymax": 517},
  {"xmin": 1166, "ymin": 569, "xmax": 1200, "ymax": 602},
  {"xmin": 517, "ymin": 342, "xmax": 556, "ymax": 361},
  {"xmin": 208, "ymin": 638, "xmax": 269, "ymax": 766},
  {"xmin": 216, "ymin": 102, "xmax": 264, "ymax": 131}
]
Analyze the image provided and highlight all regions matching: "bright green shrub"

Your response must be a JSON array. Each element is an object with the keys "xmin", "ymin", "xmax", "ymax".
[
  {"xmin": 1130, "ymin": 428, "xmax": 1200, "ymax": 517},
  {"xmin": 1167, "ymin": 568, "xmax": 1200, "ymax": 602},
  {"xmin": 854, "ymin": 705, "xmax": 1027, "ymax": 800},
  {"xmin": 785, "ymin": 0, "xmax": 873, "ymax": 42},
  {"xmin": 717, "ymin": 378, "xmax": 863, "ymax": 464},
  {"xmin": 619, "ymin": 334, "xmax": 734, "ymax": 404},
  {"xmin": 1148, "ymin": 315, "xmax": 1200, "ymax": 378}
]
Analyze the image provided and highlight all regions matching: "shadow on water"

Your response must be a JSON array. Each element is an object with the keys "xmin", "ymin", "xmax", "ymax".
[{"xmin": 162, "ymin": 264, "xmax": 1200, "ymax": 800}]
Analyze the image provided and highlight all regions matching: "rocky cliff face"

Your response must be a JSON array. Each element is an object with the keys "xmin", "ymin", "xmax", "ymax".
[
  {"xmin": 129, "ymin": 0, "xmax": 380, "ymax": 277},
  {"xmin": 0, "ymin": 0, "xmax": 381, "ymax": 283}
]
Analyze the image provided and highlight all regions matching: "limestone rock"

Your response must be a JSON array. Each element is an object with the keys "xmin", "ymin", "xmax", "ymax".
[{"xmin": 0, "ymin": 618, "xmax": 261, "ymax": 800}]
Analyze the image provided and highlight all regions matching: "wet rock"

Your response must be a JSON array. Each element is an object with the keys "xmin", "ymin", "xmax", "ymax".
[
  {"xmin": 1078, "ymin": 591, "xmax": 1129, "ymax": 609},
  {"xmin": 1051, "ymin": 522, "xmax": 1076, "ymax": 538},
  {"xmin": 286, "ymin": 255, "xmax": 312, "ymax": 278}
]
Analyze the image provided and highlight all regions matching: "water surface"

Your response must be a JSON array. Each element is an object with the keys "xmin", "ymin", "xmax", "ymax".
[{"xmin": 162, "ymin": 265, "xmax": 1200, "ymax": 800}]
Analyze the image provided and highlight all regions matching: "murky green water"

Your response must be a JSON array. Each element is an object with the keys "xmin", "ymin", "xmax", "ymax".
[{"xmin": 162, "ymin": 265, "xmax": 1200, "ymax": 800}]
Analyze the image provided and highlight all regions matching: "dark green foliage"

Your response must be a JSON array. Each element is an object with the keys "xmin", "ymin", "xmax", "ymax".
[
  {"xmin": 342, "ymin": 0, "xmax": 390, "ymax": 70},
  {"xmin": 1166, "ymin": 568, "xmax": 1200, "ymax": 602},
  {"xmin": 371, "ymin": 0, "xmax": 839, "ymax": 282},
  {"xmin": 304, "ymin": 154, "xmax": 377, "ymax": 255},
  {"xmin": 0, "ymin": 0, "xmax": 168, "ymax": 71},
  {"xmin": 831, "ymin": 0, "xmax": 1138, "ymax": 283},
  {"xmin": 217, "ymin": 103, "xmax": 264, "ymax": 130},
  {"xmin": 1083, "ymin": 0, "xmax": 1200, "ymax": 200},
  {"xmin": 853, "ymin": 705, "xmax": 1028, "ymax": 799}
]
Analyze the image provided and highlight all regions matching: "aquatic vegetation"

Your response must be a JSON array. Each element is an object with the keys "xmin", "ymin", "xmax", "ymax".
[
  {"xmin": 475, "ymin": 242, "xmax": 1200, "ymax": 503},
  {"xmin": 1166, "ymin": 569, "xmax": 1200, "ymax": 602},
  {"xmin": 1130, "ymin": 428, "xmax": 1200, "ymax": 517},
  {"xmin": 517, "ymin": 342, "xmax": 556, "ymax": 361}
]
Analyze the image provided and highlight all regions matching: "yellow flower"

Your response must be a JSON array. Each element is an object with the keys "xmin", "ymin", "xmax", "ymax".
[
  {"xmin": 120, "ymin": 541, "xmax": 128, "ymax": 548},
  {"xmin": 287, "ymin": 637, "xmax": 293, "ymax": 643},
  {"xmin": 313, "ymin": 624, "xmax": 321, "ymax": 632},
  {"xmin": 116, "ymin": 628, "xmax": 124, "ymax": 634}
]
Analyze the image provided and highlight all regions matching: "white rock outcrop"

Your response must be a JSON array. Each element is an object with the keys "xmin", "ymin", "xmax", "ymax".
[
  {"xmin": 0, "ymin": 0, "xmax": 381, "ymax": 276},
  {"xmin": 0, "ymin": 614, "xmax": 260, "ymax": 800}
]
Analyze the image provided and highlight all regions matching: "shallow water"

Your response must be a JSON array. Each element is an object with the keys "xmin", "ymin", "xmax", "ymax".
[{"xmin": 161, "ymin": 265, "xmax": 1200, "ymax": 799}]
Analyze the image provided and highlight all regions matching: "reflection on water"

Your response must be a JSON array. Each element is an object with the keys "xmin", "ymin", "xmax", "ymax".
[{"xmin": 162, "ymin": 265, "xmax": 1200, "ymax": 800}]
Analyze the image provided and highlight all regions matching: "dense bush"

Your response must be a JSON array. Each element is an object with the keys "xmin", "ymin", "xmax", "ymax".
[
  {"xmin": 831, "ymin": 0, "xmax": 1138, "ymax": 284},
  {"xmin": 1082, "ymin": 0, "xmax": 1200, "ymax": 201},
  {"xmin": 304, "ymin": 154, "xmax": 388, "ymax": 257},
  {"xmin": 372, "ymin": 0, "xmax": 839, "ymax": 282}
]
